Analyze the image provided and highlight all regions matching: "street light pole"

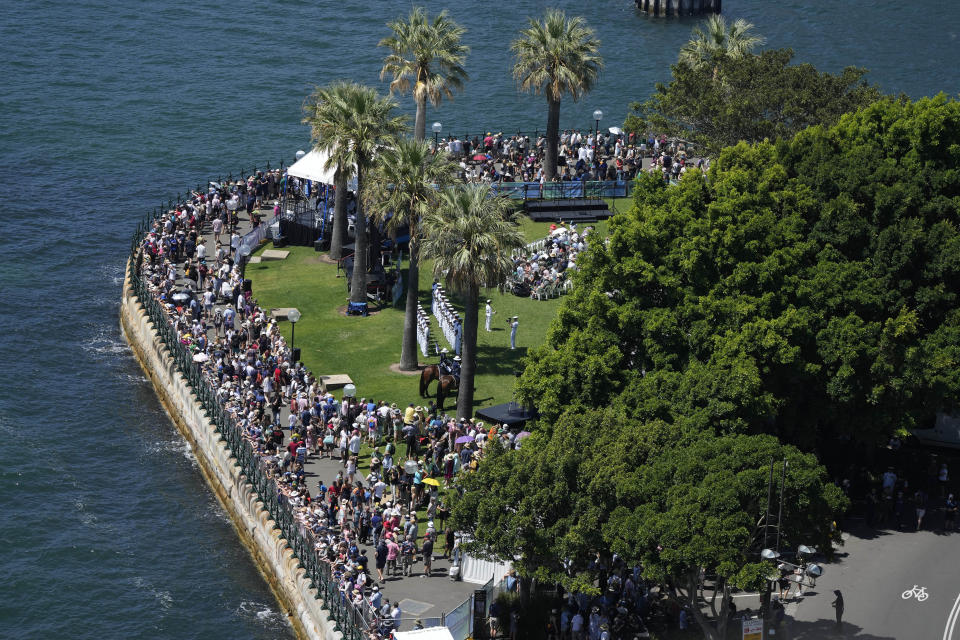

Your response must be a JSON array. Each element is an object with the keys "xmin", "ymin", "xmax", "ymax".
[
  {"xmin": 287, "ymin": 308, "xmax": 301, "ymax": 352},
  {"xmin": 593, "ymin": 109, "xmax": 603, "ymax": 155},
  {"xmin": 432, "ymin": 121, "xmax": 442, "ymax": 151}
]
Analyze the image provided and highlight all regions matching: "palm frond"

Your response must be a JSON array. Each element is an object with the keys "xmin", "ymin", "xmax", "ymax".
[
  {"xmin": 419, "ymin": 184, "xmax": 525, "ymax": 295},
  {"xmin": 378, "ymin": 6, "xmax": 469, "ymax": 108}
]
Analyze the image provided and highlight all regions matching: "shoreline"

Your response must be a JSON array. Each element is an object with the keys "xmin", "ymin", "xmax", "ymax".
[{"xmin": 120, "ymin": 259, "xmax": 338, "ymax": 640}]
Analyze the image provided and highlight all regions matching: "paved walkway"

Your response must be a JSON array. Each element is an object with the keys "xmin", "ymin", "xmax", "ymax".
[{"xmin": 170, "ymin": 195, "xmax": 478, "ymax": 627}]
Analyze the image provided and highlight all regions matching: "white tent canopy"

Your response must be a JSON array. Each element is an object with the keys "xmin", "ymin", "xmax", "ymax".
[
  {"xmin": 286, "ymin": 148, "xmax": 343, "ymax": 185},
  {"xmin": 393, "ymin": 628, "xmax": 455, "ymax": 640}
]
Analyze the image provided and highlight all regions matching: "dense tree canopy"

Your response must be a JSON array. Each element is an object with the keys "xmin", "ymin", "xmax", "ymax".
[
  {"xmin": 624, "ymin": 48, "xmax": 881, "ymax": 155},
  {"xmin": 451, "ymin": 410, "xmax": 846, "ymax": 640},
  {"xmin": 520, "ymin": 96, "xmax": 960, "ymax": 450}
]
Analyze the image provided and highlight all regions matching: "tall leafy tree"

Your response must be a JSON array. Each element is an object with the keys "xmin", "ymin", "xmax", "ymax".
[
  {"xmin": 419, "ymin": 184, "xmax": 525, "ymax": 419},
  {"xmin": 603, "ymin": 433, "xmax": 845, "ymax": 640},
  {"xmin": 522, "ymin": 96, "xmax": 960, "ymax": 450},
  {"xmin": 511, "ymin": 9, "xmax": 603, "ymax": 181},
  {"xmin": 303, "ymin": 81, "xmax": 407, "ymax": 307},
  {"xmin": 452, "ymin": 411, "xmax": 846, "ymax": 640},
  {"xmin": 625, "ymin": 48, "xmax": 880, "ymax": 155},
  {"xmin": 379, "ymin": 6, "xmax": 469, "ymax": 142},
  {"xmin": 303, "ymin": 82, "xmax": 357, "ymax": 261},
  {"xmin": 678, "ymin": 14, "xmax": 765, "ymax": 69},
  {"xmin": 366, "ymin": 137, "xmax": 458, "ymax": 370}
]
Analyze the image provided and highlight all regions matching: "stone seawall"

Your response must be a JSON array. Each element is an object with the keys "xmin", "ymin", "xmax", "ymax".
[{"xmin": 119, "ymin": 263, "xmax": 340, "ymax": 640}]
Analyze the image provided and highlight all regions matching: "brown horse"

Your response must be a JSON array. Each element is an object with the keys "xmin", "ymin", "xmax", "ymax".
[
  {"xmin": 435, "ymin": 375, "xmax": 459, "ymax": 411},
  {"xmin": 419, "ymin": 365, "xmax": 441, "ymax": 397}
]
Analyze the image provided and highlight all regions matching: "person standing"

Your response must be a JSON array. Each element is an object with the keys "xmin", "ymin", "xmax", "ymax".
[
  {"xmin": 510, "ymin": 316, "xmax": 519, "ymax": 350},
  {"xmin": 915, "ymin": 488, "xmax": 928, "ymax": 530},
  {"xmin": 832, "ymin": 590, "xmax": 844, "ymax": 630},
  {"xmin": 211, "ymin": 216, "xmax": 223, "ymax": 244},
  {"xmin": 571, "ymin": 609, "xmax": 584, "ymax": 640},
  {"xmin": 485, "ymin": 299, "xmax": 496, "ymax": 332},
  {"xmin": 375, "ymin": 539, "xmax": 387, "ymax": 582},
  {"xmin": 421, "ymin": 534, "xmax": 434, "ymax": 577},
  {"xmin": 391, "ymin": 602, "xmax": 402, "ymax": 631},
  {"xmin": 454, "ymin": 318, "xmax": 462, "ymax": 355},
  {"xmin": 386, "ymin": 535, "xmax": 400, "ymax": 577},
  {"xmin": 945, "ymin": 494, "xmax": 958, "ymax": 531}
]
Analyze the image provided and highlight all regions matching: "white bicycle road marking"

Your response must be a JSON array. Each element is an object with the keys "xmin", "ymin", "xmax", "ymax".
[
  {"xmin": 903, "ymin": 585, "xmax": 930, "ymax": 601},
  {"xmin": 943, "ymin": 592, "xmax": 960, "ymax": 640}
]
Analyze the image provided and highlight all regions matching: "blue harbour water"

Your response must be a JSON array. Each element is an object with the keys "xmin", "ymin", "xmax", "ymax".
[{"xmin": 0, "ymin": 0, "xmax": 957, "ymax": 637}]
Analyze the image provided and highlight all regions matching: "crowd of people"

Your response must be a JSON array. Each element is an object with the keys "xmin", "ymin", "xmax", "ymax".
[
  {"xmin": 135, "ymin": 185, "xmax": 538, "ymax": 639},
  {"xmin": 133, "ymin": 131, "xmax": 712, "ymax": 639},
  {"xmin": 507, "ymin": 222, "xmax": 595, "ymax": 300},
  {"xmin": 431, "ymin": 283, "xmax": 462, "ymax": 355},
  {"xmin": 436, "ymin": 130, "xmax": 701, "ymax": 187},
  {"xmin": 859, "ymin": 447, "xmax": 957, "ymax": 532}
]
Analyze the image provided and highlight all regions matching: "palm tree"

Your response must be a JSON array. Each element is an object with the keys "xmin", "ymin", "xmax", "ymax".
[
  {"xmin": 511, "ymin": 9, "xmax": 603, "ymax": 182},
  {"xmin": 419, "ymin": 184, "xmax": 525, "ymax": 419},
  {"xmin": 379, "ymin": 6, "xmax": 469, "ymax": 142},
  {"xmin": 678, "ymin": 14, "xmax": 765, "ymax": 69},
  {"xmin": 367, "ymin": 138, "xmax": 458, "ymax": 370},
  {"xmin": 304, "ymin": 81, "xmax": 407, "ymax": 307},
  {"xmin": 303, "ymin": 82, "xmax": 356, "ymax": 261}
]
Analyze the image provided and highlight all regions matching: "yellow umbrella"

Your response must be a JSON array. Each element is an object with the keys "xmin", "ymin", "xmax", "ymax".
[{"xmin": 421, "ymin": 477, "xmax": 441, "ymax": 487}]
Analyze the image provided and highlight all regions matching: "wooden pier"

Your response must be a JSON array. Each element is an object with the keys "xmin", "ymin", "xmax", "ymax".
[{"xmin": 635, "ymin": 0, "xmax": 720, "ymax": 17}]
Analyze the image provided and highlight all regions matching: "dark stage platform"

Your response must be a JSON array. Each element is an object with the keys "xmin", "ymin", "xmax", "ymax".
[
  {"xmin": 475, "ymin": 401, "xmax": 538, "ymax": 427},
  {"xmin": 524, "ymin": 198, "xmax": 611, "ymax": 223}
]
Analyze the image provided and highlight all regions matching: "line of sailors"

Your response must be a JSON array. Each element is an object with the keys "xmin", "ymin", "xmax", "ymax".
[
  {"xmin": 431, "ymin": 283, "xmax": 462, "ymax": 355},
  {"xmin": 416, "ymin": 303, "xmax": 431, "ymax": 357}
]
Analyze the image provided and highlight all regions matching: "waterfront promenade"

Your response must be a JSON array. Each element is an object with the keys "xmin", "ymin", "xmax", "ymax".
[{"xmin": 140, "ymin": 188, "xmax": 484, "ymax": 635}]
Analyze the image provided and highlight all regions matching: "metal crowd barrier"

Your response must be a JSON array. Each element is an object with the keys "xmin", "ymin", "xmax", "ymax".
[{"xmin": 491, "ymin": 179, "xmax": 631, "ymax": 200}]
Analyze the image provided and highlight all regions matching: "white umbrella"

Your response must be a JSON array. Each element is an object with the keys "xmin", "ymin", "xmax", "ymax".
[
  {"xmin": 608, "ymin": 126, "xmax": 623, "ymax": 135},
  {"xmin": 193, "ymin": 352, "xmax": 209, "ymax": 363}
]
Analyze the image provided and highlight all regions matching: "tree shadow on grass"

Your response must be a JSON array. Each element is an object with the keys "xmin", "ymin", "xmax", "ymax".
[
  {"xmin": 474, "ymin": 343, "xmax": 528, "ymax": 378},
  {"xmin": 786, "ymin": 617, "xmax": 896, "ymax": 639}
]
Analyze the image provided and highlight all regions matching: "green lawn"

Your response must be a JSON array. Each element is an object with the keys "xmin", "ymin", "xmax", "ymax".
[{"xmin": 246, "ymin": 215, "xmax": 608, "ymax": 413}]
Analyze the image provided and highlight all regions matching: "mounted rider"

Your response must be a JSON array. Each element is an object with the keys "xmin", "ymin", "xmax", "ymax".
[
  {"xmin": 450, "ymin": 356, "xmax": 461, "ymax": 384},
  {"xmin": 438, "ymin": 348, "xmax": 461, "ymax": 385}
]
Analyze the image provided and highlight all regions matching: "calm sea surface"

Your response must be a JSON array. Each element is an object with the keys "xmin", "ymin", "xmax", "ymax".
[{"xmin": 0, "ymin": 0, "xmax": 957, "ymax": 637}]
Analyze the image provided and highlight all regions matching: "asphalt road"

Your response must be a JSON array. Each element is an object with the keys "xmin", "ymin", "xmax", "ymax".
[{"xmin": 783, "ymin": 519, "xmax": 960, "ymax": 639}]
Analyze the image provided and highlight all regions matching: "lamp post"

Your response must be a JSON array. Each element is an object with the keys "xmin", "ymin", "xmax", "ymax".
[
  {"xmin": 287, "ymin": 308, "xmax": 301, "ymax": 351},
  {"xmin": 432, "ymin": 121, "xmax": 442, "ymax": 150},
  {"xmin": 593, "ymin": 109, "xmax": 603, "ymax": 151}
]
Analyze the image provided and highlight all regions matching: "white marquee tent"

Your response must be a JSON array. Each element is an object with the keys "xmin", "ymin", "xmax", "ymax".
[{"xmin": 285, "ymin": 149, "xmax": 339, "ymax": 185}]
